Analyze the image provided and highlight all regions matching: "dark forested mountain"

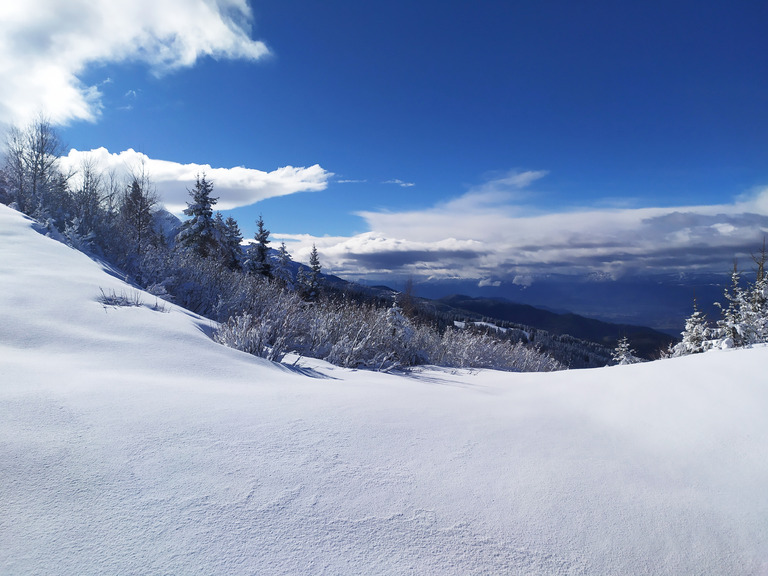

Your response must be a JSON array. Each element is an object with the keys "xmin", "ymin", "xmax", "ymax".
[{"xmin": 432, "ymin": 294, "xmax": 676, "ymax": 359}]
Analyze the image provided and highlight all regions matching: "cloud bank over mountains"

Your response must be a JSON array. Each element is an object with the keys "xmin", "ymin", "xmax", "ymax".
[
  {"xmin": 0, "ymin": 0, "xmax": 268, "ymax": 127},
  {"xmin": 60, "ymin": 148, "xmax": 332, "ymax": 213},
  {"xmin": 279, "ymin": 171, "xmax": 768, "ymax": 282}
]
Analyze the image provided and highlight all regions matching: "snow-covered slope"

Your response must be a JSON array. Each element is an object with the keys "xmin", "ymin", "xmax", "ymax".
[{"xmin": 1, "ymin": 203, "xmax": 767, "ymax": 575}]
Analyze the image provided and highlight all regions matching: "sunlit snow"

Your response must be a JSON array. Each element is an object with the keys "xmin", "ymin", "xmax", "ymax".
[{"xmin": 1, "ymin": 204, "xmax": 767, "ymax": 574}]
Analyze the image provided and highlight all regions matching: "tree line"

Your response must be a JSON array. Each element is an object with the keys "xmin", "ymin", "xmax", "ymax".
[
  {"xmin": 1, "ymin": 118, "xmax": 563, "ymax": 373},
  {"xmin": 671, "ymin": 243, "xmax": 768, "ymax": 356}
]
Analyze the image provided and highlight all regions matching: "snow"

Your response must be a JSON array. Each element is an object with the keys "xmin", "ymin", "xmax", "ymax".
[{"xmin": 1, "ymin": 203, "xmax": 767, "ymax": 575}]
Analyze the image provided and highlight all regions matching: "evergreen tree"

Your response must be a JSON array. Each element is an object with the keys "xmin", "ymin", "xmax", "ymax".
[
  {"xmin": 272, "ymin": 241, "xmax": 294, "ymax": 288},
  {"xmin": 385, "ymin": 298, "xmax": 420, "ymax": 366},
  {"xmin": 715, "ymin": 264, "xmax": 746, "ymax": 347},
  {"xmin": 120, "ymin": 175, "xmax": 158, "ymax": 258},
  {"xmin": 221, "ymin": 214, "xmax": 243, "ymax": 270},
  {"xmin": 700, "ymin": 250, "xmax": 768, "ymax": 350},
  {"xmin": 746, "ymin": 241, "xmax": 768, "ymax": 343},
  {"xmin": 674, "ymin": 297, "xmax": 711, "ymax": 355},
  {"xmin": 244, "ymin": 214, "xmax": 271, "ymax": 277},
  {"xmin": 177, "ymin": 173, "xmax": 220, "ymax": 258},
  {"xmin": 298, "ymin": 243, "xmax": 322, "ymax": 300},
  {"xmin": 612, "ymin": 336, "xmax": 639, "ymax": 365}
]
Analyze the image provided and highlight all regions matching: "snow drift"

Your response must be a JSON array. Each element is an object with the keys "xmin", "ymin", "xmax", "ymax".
[{"xmin": 1, "ymin": 203, "xmax": 767, "ymax": 575}]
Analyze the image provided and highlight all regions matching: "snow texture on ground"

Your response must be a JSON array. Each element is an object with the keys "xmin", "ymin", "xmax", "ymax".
[{"xmin": 1, "ymin": 204, "xmax": 767, "ymax": 575}]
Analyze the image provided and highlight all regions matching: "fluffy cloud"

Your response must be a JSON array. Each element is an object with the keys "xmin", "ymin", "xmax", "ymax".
[
  {"xmin": 60, "ymin": 148, "xmax": 332, "ymax": 213},
  {"xmin": 0, "ymin": 0, "xmax": 268, "ymax": 126},
  {"xmin": 277, "ymin": 172, "xmax": 768, "ymax": 282}
]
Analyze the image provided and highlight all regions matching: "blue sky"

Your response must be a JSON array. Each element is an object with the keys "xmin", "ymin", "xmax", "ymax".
[{"xmin": 3, "ymin": 0, "xmax": 768, "ymax": 286}]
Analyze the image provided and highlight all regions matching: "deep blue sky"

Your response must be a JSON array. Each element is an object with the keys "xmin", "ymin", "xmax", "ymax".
[
  {"xmin": 62, "ymin": 1, "xmax": 766, "ymax": 233},
  {"xmin": 4, "ymin": 0, "xmax": 768, "ymax": 285}
]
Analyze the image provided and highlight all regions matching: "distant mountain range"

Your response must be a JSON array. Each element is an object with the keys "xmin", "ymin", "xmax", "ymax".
[
  {"xmin": 430, "ymin": 294, "xmax": 676, "ymax": 360},
  {"xmin": 392, "ymin": 274, "xmax": 728, "ymax": 335}
]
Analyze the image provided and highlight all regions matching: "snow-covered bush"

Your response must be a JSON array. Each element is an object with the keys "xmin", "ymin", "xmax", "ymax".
[
  {"xmin": 63, "ymin": 216, "xmax": 96, "ymax": 252},
  {"xmin": 434, "ymin": 327, "xmax": 563, "ymax": 372},
  {"xmin": 215, "ymin": 294, "xmax": 562, "ymax": 373},
  {"xmin": 309, "ymin": 300, "xmax": 417, "ymax": 371}
]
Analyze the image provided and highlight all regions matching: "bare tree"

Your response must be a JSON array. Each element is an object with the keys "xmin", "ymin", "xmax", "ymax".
[
  {"xmin": 2, "ymin": 117, "xmax": 66, "ymax": 216},
  {"xmin": 72, "ymin": 155, "xmax": 105, "ymax": 234}
]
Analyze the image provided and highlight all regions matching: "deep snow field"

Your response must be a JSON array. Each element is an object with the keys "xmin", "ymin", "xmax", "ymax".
[{"xmin": 1, "ymin": 203, "xmax": 767, "ymax": 575}]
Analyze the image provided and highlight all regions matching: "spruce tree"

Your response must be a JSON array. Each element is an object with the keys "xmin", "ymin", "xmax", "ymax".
[
  {"xmin": 244, "ymin": 214, "xmax": 271, "ymax": 277},
  {"xmin": 213, "ymin": 212, "xmax": 243, "ymax": 269},
  {"xmin": 298, "ymin": 244, "xmax": 322, "ymax": 300},
  {"xmin": 675, "ymin": 297, "xmax": 710, "ymax": 355},
  {"xmin": 177, "ymin": 173, "xmax": 220, "ymax": 258},
  {"xmin": 612, "ymin": 336, "xmax": 639, "ymax": 365},
  {"xmin": 121, "ymin": 176, "xmax": 158, "ymax": 258},
  {"xmin": 272, "ymin": 242, "xmax": 294, "ymax": 288},
  {"xmin": 715, "ymin": 264, "xmax": 745, "ymax": 347},
  {"xmin": 223, "ymin": 215, "xmax": 243, "ymax": 270}
]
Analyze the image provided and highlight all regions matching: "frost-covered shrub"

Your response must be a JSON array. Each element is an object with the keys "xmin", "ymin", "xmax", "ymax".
[
  {"xmin": 63, "ymin": 216, "xmax": 96, "ymax": 252},
  {"xmin": 433, "ymin": 328, "xmax": 563, "ymax": 372},
  {"xmin": 215, "ymin": 282, "xmax": 311, "ymax": 362},
  {"xmin": 216, "ymin": 291, "xmax": 563, "ymax": 373},
  {"xmin": 312, "ymin": 301, "xmax": 413, "ymax": 371}
]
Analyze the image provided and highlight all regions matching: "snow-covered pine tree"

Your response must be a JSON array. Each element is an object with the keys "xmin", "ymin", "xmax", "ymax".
[
  {"xmin": 176, "ymin": 173, "xmax": 220, "ymax": 258},
  {"xmin": 715, "ymin": 264, "xmax": 747, "ymax": 348},
  {"xmin": 612, "ymin": 336, "xmax": 639, "ymax": 365},
  {"xmin": 745, "ymin": 241, "xmax": 768, "ymax": 344},
  {"xmin": 385, "ymin": 297, "xmax": 418, "ymax": 367},
  {"xmin": 674, "ymin": 297, "xmax": 711, "ymax": 355}
]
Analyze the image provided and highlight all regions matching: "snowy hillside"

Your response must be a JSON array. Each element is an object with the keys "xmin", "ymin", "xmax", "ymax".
[{"xmin": 1, "ymin": 203, "xmax": 767, "ymax": 575}]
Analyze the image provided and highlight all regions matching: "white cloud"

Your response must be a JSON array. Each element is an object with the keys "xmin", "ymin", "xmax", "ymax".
[
  {"xmin": 279, "ymin": 174, "xmax": 768, "ymax": 282},
  {"xmin": 383, "ymin": 179, "xmax": 415, "ymax": 188},
  {"xmin": 512, "ymin": 275, "xmax": 534, "ymax": 287},
  {"xmin": 60, "ymin": 148, "xmax": 332, "ymax": 213},
  {"xmin": 0, "ymin": 0, "xmax": 268, "ymax": 126}
]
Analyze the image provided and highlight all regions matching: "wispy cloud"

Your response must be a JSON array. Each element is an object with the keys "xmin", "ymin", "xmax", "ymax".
[
  {"xmin": 337, "ymin": 179, "xmax": 367, "ymax": 184},
  {"xmin": 276, "ymin": 171, "xmax": 768, "ymax": 282},
  {"xmin": 0, "ymin": 0, "xmax": 269, "ymax": 127},
  {"xmin": 60, "ymin": 148, "xmax": 332, "ymax": 214},
  {"xmin": 383, "ymin": 179, "xmax": 415, "ymax": 188}
]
